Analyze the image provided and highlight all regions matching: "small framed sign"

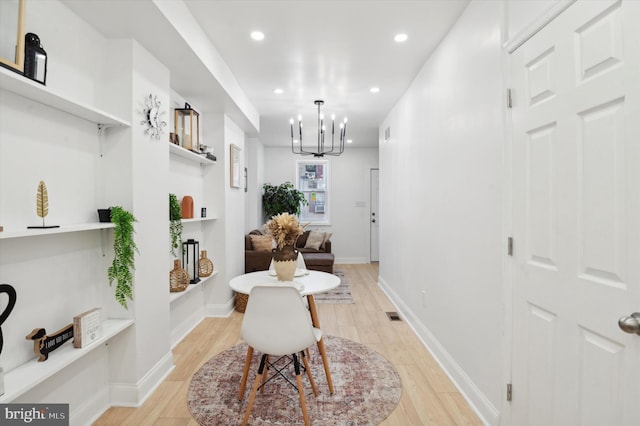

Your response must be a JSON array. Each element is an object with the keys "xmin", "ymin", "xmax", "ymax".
[{"xmin": 230, "ymin": 144, "xmax": 241, "ymax": 188}]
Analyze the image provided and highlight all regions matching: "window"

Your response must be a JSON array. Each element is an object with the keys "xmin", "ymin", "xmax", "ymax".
[{"xmin": 296, "ymin": 160, "xmax": 329, "ymax": 225}]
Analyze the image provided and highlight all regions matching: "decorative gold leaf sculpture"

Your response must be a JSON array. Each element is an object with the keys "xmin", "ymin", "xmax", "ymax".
[{"xmin": 36, "ymin": 180, "xmax": 49, "ymax": 227}]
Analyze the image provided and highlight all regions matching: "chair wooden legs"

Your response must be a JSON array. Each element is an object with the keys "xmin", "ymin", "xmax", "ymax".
[
  {"xmin": 316, "ymin": 337, "xmax": 335, "ymax": 394},
  {"xmin": 301, "ymin": 350, "xmax": 318, "ymax": 397},
  {"xmin": 293, "ymin": 353, "xmax": 311, "ymax": 426},
  {"xmin": 307, "ymin": 295, "xmax": 335, "ymax": 395},
  {"xmin": 242, "ymin": 353, "xmax": 311, "ymax": 426},
  {"xmin": 260, "ymin": 355, "xmax": 269, "ymax": 394},
  {"xmin": 242, "ymin": 354, "xmax": 267, "ymax": 426},
  {"xmin": 238, "ymin": 345, "xmax": 254, "ymax": 400}
]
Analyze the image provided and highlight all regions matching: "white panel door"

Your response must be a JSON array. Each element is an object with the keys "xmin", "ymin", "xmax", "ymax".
[
  {"xmin": 370, "ymin": 168, "xmax": 379, "ymax": 262},
  {"xmin": 510, "ymin": 1, "xmax": 640, "ymax": 425}
]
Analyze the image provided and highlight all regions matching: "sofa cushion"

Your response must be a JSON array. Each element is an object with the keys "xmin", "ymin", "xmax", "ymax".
[
  {"xmin": 304, "ymin": 230, "xmax": 325, "ymax": 250},
  {"xmin": 249, "ymin": 235, "xmax": 273, "ymax": 251},
  {"xmin": 304, "ymin": 230, "xmax": 332, "ymax": 250}
]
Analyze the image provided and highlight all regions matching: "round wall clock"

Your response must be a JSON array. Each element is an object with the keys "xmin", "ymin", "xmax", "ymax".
[{"xmin": 141, "ymin": 94, "xmax": 167, "ymax": 139}]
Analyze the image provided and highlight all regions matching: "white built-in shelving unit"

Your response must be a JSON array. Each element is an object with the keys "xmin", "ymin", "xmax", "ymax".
[
  {"xmin": 0, "ymin": 61, "xmax": 134, "ymax": 406},
  {"xmin": 0, "ymin": 319, "xmax": 134, "ymax": 403},
  {"xmin": 168, "ymin": 101, "xmax": 219, "ymax": 347},
  {"xmin": 169, "ymin": 143, "xmax": 216, "ymax": 165},
  {"xmin": 169, "ymin": 270, "xmax": 219, "ymax": 303},
  {"xmin": 0, "ymin": 222, "xmax": 115, "ymax": 240},
  {"xmin": 0, "ymin": 67, "xmax": 130, "ymax": 127}
]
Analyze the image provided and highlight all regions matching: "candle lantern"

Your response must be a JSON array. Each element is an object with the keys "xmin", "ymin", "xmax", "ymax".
[
  {"xmin": 24, "ymin": 33, "xmax": 47, "ymax": 85},
  {"xmin": 174, "ymin": 103, "xmax": 200, "ymax": 152},
  {"xmin": 182, "ymin": 239, "xmax": 200, "ymax": 284}
]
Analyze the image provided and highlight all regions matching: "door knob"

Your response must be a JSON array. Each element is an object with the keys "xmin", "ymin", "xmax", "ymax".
[
  {"xmin": 618, "ymin": 312, "xmax": 640, "ymax": 335},
  {"xmin": 371, "ymin": 219, "xmax": 376, "ymax": 223}
]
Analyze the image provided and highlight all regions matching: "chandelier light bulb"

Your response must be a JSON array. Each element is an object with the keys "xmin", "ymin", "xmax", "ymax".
[
  {"xmin": 298, "ymin": 114, "xmax": 302, "ymax": 121},
  {"xmin": 331, "ymin": 114, "xmax": 336, "ymax": 121},
  {"xmin": 344, "ymin": 117, "xmax": 348, "ymax": 123},
  {"xmin": 289, "ymin": 118, "xmax": 294, "ymax": 124}
]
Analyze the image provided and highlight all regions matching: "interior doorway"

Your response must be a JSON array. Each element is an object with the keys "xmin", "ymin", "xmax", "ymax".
[
  {"xmin": 370, "ymin": 168, "xmax": 379, "ymax": 262},
  {"xmin": 509, "ymin": 1, "xmax": 640, "ymax": 423}
]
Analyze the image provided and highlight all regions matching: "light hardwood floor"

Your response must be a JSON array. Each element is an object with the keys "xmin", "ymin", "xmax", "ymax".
[{"xmin": 94, "ymin": 264, "xmax": 483, "ymax": 425}]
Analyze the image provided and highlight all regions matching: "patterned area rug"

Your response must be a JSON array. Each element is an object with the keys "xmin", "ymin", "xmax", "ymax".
[
  {"xmin": 314, "ymin": 269, "xmax": 354, "ymax": 304},
  {"xmin": 188, "ymin": 336, "xmax": 402, "ymax": 425}
]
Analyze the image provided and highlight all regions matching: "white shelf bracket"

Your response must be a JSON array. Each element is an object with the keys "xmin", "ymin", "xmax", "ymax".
[
  {"xmin": 100, "ymin": 228, "xmax": 108, "ymax": 257},
  {"xmin": 97, "ymin": 124, "xmax": 105, "ymax": 157}
]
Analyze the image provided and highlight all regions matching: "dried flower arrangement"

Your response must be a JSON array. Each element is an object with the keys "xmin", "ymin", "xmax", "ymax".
[{"xmin": 264, "ymin": 213, "xmax": 304, "ymax": 249}]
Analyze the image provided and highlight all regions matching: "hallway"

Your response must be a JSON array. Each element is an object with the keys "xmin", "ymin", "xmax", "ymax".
[{"xmin": 95, "ymin": 264, "xmax": 483, "ymax": 425}]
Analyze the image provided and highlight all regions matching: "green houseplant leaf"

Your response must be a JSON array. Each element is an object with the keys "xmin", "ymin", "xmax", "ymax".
[
  {"xmin": 108, "ymin": 206, "xmax": 138, "ymax": 309},
  {"xmin": 262, "ymin": 182, "xmax": 308, "ymax": 219},
  {"xmin": 169, "ymin": 193, "xmax": 183, "ymax": 257}
]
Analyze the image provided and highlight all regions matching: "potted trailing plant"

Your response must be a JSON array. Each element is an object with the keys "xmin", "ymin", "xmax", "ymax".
[
  {"xmin": 108, "ymin": 206, "xmax": 138, "ymax": 309},
  {"xmin": 169, "ymin": 193, "xmax": 183, "ymax": 257},
  {"xmin": 262, "ymin": 182, "xmax": 308, "ymax": 219}
]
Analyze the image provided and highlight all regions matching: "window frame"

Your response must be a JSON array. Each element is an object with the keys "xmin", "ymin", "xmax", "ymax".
[{"xmin": 295, "ymin": 159, "xmax": 330, "ymax": 226}]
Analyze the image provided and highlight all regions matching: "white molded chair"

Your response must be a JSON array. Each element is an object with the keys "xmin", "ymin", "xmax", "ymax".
[{"xmin": 239, "ymin": 285, "xmax": 321, "ymax": 426}]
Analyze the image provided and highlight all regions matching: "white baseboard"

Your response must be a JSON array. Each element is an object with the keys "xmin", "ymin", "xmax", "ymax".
[
  {"xmin": 335, "ymin": 257, "xmax": 368, "ymax": 264},
  {"xmin": 74, "ymin": 386, "xmax": 110, "ymax": 426},
  {"xmin": 378, "ymin": 276, "xmax": 500, "ymax": 426},
  {"xmin": 205, "ymin": 297, "xmax": 234, "ymax": 317},
  {"xmin": 110, "ymin": 352, "xmax": 175, "ymax": 407},
  {"xmin": 171, "ymin": 308, "xmax": 206, "ymax": 348}
]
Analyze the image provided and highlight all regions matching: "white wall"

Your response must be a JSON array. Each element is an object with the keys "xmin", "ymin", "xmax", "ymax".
[
  {"xmin": 263, "ymin": 147, "xmax": 379, "ymax": 263},
  {"xmin": 378, "ymin": 1, "xmax": 504, "ymax": 423},
  {"xmin": 245, "ymin": 138, "xmax": 265, "ymax": 231}
]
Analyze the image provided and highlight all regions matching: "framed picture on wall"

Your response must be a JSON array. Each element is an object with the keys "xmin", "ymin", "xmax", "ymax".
[{"xmin": 230, "ymin": 144, "xmax": 241, "ymax": 188}]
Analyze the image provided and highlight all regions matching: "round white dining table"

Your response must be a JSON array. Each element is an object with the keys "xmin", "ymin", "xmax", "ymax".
[
  {"xmin": 229, "ymin": 269, "xmax": 340, "ymax": 296},
  {"xmin": 229, "ymin": 269, "xmax": 339, "ymax": 395}
]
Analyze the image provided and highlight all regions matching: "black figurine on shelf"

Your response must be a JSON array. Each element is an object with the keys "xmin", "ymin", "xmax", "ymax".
[
  {"xmin": 0, "ymin": 284, "xmax": 17, "ymax": 355},
  {"xmin": 24, "ymin": 32, "xmax": 47, "ymax": 85}
]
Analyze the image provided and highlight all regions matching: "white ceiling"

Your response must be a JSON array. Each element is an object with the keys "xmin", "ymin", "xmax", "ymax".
[{"xmin": 64, "ymin": 0, "xmax": 470, "ymax": 148}]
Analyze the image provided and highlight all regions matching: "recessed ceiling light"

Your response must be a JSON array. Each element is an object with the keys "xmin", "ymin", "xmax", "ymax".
[
  {"xmin": 250, "ymin": 31, "xmax": 265, "ymax": 41},
  {"xmin": 274, "ymin": 88, "xmax": 283, "ymax": 94},
  {"xmin": 370, "ymin": 87, "xmax": 380, "ymax": 93},
  {"xmin": 347, "ymin": 139, "xmax": 353, "ymax": 144},
  {"xmin": 394, "ymin": 33, "xmax": 408, "ymax": 43}
]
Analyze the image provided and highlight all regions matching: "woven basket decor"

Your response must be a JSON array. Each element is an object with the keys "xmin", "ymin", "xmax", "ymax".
[
  {"xmin": 199, "ymin": 250, "xmax": 214, "ymax": 277},
  {"xmin": 234, "ymin": 293, "xmax": 249, "ymax": 313},
  {"xmin": 170, "ymin": 259, "xmax": 189, "ymax": 292}
]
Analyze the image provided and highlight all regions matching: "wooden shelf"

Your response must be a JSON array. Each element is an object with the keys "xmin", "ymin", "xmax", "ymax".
[
  {"xmin": 169, "ymin": 271, "xmax": 218, "ymax": 303},
  {"xmin": 0, "ymin": 222, "xmax": 115, "ymax": 240},
  {"xmin": 169, "ymin": 143, "xmax": 216, "ymax": 165},
  {"xmin": 0, "ymin": 67, "xmax": 130, "ymax": 127},
  {"xmin": 0, "ymin": 319, "xmax": 134, "ymax": 403}
]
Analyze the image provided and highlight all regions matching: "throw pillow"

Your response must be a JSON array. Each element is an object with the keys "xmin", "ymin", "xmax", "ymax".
[
  {"xmin": 320, "ymin": 232, "xmax": 332, "ymax": 249},
  {"xmin": 250, "ymin": 235, "xmax": 273, "ymax": 251},
  {"xmin": 304, "ymin": 231, "xmax": 326, "ymax": 250}
]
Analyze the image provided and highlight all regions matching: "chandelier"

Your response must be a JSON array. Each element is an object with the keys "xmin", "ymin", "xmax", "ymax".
[{"xmin": 290, "ymin": 100, "xmax": 347, "ymax": 157}]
